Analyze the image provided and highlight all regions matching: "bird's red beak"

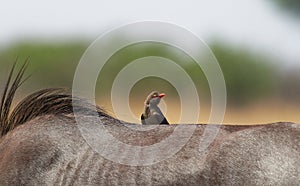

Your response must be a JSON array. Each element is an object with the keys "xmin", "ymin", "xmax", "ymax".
[{"xmin": 159, "ymin": 93, "xmax": 166, "ymax": 98}]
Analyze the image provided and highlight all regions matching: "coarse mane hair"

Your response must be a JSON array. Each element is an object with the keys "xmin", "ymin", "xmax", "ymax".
[{"xmin": 0, "ymin": 58, "xmax": 109, "ymax": 138}]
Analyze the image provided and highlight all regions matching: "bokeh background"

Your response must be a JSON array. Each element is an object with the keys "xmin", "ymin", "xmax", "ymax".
[{"xmin": 0, "ymin": 0, "xmax": 299, "ymax": 124}]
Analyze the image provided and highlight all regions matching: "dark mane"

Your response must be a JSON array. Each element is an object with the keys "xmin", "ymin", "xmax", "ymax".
[{"xmin": 0, "ymin": 59, "xmax": 108, "ymax": 138}]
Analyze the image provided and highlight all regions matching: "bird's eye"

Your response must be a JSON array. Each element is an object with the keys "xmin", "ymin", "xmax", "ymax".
[{"xmin": 152, "ymin": 95, "xmax": 157, "ymax": 98}]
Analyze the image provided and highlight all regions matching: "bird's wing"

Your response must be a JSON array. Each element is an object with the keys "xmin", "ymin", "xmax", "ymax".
[
  {"xmin": 151, "ymin": 113, "xmax": 168, "ymax": 125},
  {"xmin": 160, "ymin": 117, "xmax": 169, "ymax": 125},
  {"xmin": 141, "ymin": 114, "xmax": 146, "ymax": 125}
]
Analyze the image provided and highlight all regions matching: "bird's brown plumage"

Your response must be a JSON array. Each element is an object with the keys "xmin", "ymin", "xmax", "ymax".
[{"xmin": 141, "ymin": 91, "xmax": 169, "ymax": 125}]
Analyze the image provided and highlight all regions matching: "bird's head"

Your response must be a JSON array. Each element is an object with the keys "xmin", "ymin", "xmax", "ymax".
[{"xmin": 145, "ymin": 91, "xmax": 166, "ymax": 106}]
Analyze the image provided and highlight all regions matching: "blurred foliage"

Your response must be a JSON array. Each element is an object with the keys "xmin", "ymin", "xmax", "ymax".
[
  {"xmin": 96, "ymin": 42, "xmax": 210, "ymax": 104},
  {"xmin": 210, "ymin": 42, "xmax": 277, "ymax": 105},
  {"xmin": 0, "ymin": 41, "xmax": 88, "ymax": 90},
  {"xmin": 272, "ymin": 0, "xmax": 300, "ymax": 16},
  {"xmin": 0, "ymin": 39, "xmax": 280, "ymax": 106},
  {"xmin": 278, "ymin": 70, "xmax": 300, "ymax": 103}
]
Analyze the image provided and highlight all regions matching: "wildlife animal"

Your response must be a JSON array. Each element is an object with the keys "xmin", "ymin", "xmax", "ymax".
[
  {"xmin": 0, "ymin": 60, "xmax": 299, "ymax": 185},
  {"xmin": 141, "ymin": 91, "xmax": 169, "ymax": 125}
]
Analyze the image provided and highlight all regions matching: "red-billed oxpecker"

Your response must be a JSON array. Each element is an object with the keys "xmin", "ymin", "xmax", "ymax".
[{"xmin": 141, "ymin": 91, "xmax": 169, "ymax": 125}]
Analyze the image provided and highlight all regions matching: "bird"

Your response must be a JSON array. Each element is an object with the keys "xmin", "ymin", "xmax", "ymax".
[{"xmin": 141, "ymin": 91, "xmax": 169, "ymax": 125}]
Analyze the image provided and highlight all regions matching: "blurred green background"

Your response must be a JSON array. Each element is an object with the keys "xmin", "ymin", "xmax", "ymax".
[{"xmin": 0, "ymin": 0, "xmax": 299, "ymax": 124}]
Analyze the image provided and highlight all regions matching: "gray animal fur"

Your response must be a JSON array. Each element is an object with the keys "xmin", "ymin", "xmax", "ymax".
[{"xmin": 0, "ymin": 61, "xmax": 299, "ymax": 185}]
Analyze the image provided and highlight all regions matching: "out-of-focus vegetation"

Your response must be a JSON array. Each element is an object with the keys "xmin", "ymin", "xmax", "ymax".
[
  {"xmin": 210, "ymin": 42, "xmax": 278, "ymax": 105},
  {"xmin": 0, "ymin": 39, "xmax": 299, "ymax": 123},
  {"xmin": 278, "ymin": 70, "xmax": 300, "ymax": 103},
  {"xmin": 0, "ymin": 40, "xmax": 279, "ymax": 104},
  {"xmin": 272, "ymin": 0, "xmax": 300, "ymax": 16},
  {"xmin": 0, "ymin": 41, "xmax": 88, "ymax": 90},
  {"xmin": 96, "ymin": 42, "xmax": 209, "ymax": 105}
]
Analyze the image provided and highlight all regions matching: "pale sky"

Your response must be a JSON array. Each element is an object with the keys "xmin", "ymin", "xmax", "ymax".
[{"xmin": 1, "ymin": 0, "xmax": 300, "ymax": 67}]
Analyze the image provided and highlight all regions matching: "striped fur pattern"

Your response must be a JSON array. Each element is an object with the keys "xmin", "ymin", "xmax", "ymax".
[{"xmin": 0, "ymin": 60, "xmax": 299, "ymax": 185}]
